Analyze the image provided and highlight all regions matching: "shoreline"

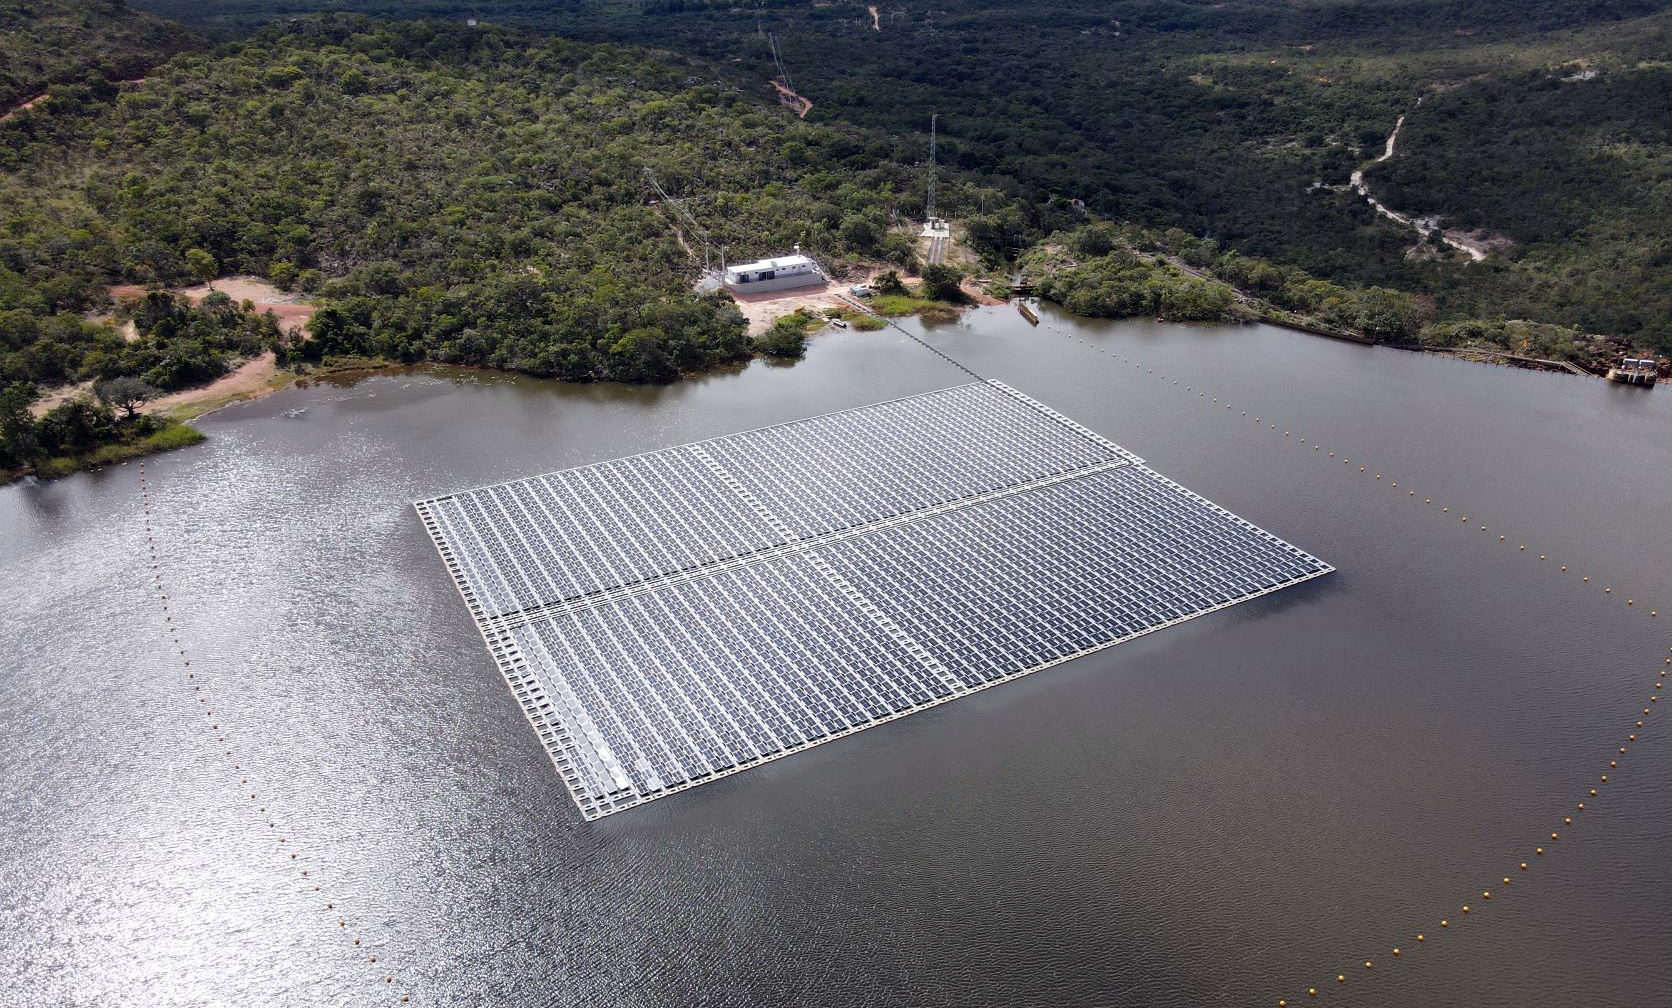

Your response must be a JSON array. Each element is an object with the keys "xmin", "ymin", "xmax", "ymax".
[{"xmin": 11, "ymin": 300, "xmax": 1651, "ymax": 488}]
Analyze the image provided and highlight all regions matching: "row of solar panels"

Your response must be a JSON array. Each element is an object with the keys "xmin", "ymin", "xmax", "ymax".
[
  {"xmin": 415, "ymin": 383, "xmax": 1136, "ymax": 620},
  {"xmin": 488, "ymin": 465, "xmax": 1329, "ymax": 811}
]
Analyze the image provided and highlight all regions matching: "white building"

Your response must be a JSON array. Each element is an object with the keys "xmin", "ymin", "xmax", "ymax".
[{"xmin": 723, "ymin": 254, "xmax": 824, "ymax": 294}]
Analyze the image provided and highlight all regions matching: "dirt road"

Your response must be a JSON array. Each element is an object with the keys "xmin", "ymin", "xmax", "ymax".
[
  {"xmin": 0, "ymin": 92, "xmax": 49, "ymax": 123},
  {"xmin": 1348, "ymin": 102, "xmax": 1489, "ymax": 262},
  {"xmin": 768, "ymin": 80, "xmax": 812, "ymax": 118}
]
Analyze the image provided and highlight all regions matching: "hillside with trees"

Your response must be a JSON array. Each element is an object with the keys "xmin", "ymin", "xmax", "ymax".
[
  {"xmin": 6, "ymin": 1, "xmax": 1671, "ymax": 478},
  {"xmin": 0, "ymin": 0, "xmax": 198, "ymax": 109},
  {"xmin": 0, "ymin": 13, "xmax": 944, "ymax": 476},
  {"xmin": 127, "ymin": 0, "xmax": 1672, "ymax": 353}
]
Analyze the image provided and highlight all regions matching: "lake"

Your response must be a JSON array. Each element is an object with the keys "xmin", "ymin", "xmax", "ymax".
[{"xmin": 3, "ymin": 304, "xmax": 1668, "ymax": 1007}]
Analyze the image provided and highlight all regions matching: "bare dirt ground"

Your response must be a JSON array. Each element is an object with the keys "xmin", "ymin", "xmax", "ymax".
[
  {"xmin": 29, "ymin": 277, "xmax": 313, "ymax": 418},
  {"xmin": 0, "ymin": 92, "xmax": 49, "ymax": 123},
  {"xmin": 768, "ymin": 80, "xmax": 813, "ymax": 118},
  {"xmin": 727, "ymin": 268, "xmax": 884, "ymax": 333},
  {"xmin": 144, "ymin": 351, "xmax": 283, "ymax": 418},
  {"xmin": 29, "ymin": 379, "xmax": 93, "ymax": 418},
  {"xmin": 111, "ymin": 275, "xmax": 317, "ymax": 334},
  {"xmin": 730, "ymin": 281, "xmax": 855, "ymax": 333}
]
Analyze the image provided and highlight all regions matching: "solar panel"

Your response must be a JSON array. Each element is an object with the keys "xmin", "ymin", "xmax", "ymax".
[{"xmin": 416, "ymin": 381, "xmax": 1331, "ymax": 819}]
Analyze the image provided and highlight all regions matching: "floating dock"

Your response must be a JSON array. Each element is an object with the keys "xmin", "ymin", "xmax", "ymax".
[
  {"xmin": 416, "ymin": 382, "xmax": 1332, "ymax": 819},
  {"xmin": 1016, "ymin": 301, "xmax": 1039, "ymax": 325},
  {"xmin": 1606, "ymin": 357, "xmax": 1659, "ymax": 387}
]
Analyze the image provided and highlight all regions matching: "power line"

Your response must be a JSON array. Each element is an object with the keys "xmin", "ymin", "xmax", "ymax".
[
  {"xmin": 767, "ymin": 31, "xmax": 793, "ymax": 92},
  {"xmin": 642, "ymin": 167, "xmax": 715, "ymax": 275},
  {"xmin": 926, "ymin": 112, "xmax": 938, "ymax": 224}
]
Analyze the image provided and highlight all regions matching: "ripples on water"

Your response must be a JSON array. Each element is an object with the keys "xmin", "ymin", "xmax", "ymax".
[{"xmin": 2, "ymin": 310, "xmax": 1669, "ymax": 1007}]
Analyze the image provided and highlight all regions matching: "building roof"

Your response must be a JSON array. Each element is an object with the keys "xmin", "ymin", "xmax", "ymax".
[{"xmin": 728, "ymin": 254, "xmax": 816, "ymax": 274}]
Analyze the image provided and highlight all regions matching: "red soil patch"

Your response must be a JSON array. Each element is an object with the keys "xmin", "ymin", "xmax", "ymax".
[
  {"xmin": 0, "ymin": 92, "xmax": 49, "ymax": 123},
  {"xmin": 768, "ymin": 80, "xmax": 812, "ymax": 118},
  {"xmin": 111, "ymin": 276, "xmax": 317, "ymax": 334}
]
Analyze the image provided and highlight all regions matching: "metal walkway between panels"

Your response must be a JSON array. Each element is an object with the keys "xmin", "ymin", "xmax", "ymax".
[{"xmin": 415, "ymin": 381, "xmax": 1332, "ymax": 820}]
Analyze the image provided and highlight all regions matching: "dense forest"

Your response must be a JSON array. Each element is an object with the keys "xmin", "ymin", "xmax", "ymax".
[
  {"xmin": 0, "ymin": 0, "xmax": 198, "ymax": 108},
  {"xmin": 1366, "ymin": 63, "xmax": 1672, "ymax": 343},
  {"xmin": 5, "ymin": 1, "xmax": 1671, "ymax": 476},
  {"xmin": 126, "ymin": 0, "xmax": 1672, "ymax": 350},
  {"xmin": 0, "ymin": 14, "xmax": 964, "ymax": 473}
]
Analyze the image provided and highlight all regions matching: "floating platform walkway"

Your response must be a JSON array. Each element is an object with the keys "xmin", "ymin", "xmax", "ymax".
[{"xmin": 416, "ymin": 382, "xmax": 1332, "ymax": 819}]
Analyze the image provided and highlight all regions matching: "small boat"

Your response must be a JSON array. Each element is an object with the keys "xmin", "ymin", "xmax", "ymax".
[
  {"xmin": 831, "ymin": 319, "xmax": 849, "ymax": 329},
  {"xmin": 1017, "ymin": 301, "xmax": 1038, "ymax": 325}
]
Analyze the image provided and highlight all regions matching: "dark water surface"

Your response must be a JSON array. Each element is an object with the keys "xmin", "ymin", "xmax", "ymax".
[{"xmin": 3, "ymin": 307, "xmax": 1669, "ymax": 1007}]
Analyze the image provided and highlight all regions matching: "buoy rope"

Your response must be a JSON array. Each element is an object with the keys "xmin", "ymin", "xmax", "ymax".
[
  {"xmin": 838, "ymin": 294, "xmax": 985, "ymax": 381},
  {"xmin": 1027, "ymin": 312, "xmax": 1664, "ymax": 1005},
  {"xmin": 137, "ymin": 459, "xmax": 415, "ymax": 1004}
]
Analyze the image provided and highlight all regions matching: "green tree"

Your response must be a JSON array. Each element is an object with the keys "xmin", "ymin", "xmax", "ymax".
[
  {"xmin": 94, "ymin": 375, "xmax": 162, "ymax": 419},
  {"xmin": 755, "ymin": 316, "xmax": 808, "ymax": 359},
  {"xmin": 0, "ymin": 383, "xmax": 40, "ymax": 470},
  {"xmin": 184, "ymin": 249, "xmax": 219, "ymax": 283},
  {"xmin": 919, "ymin": 264, "xmax": 964, "ymax": 302},
  {"xmin": 874, "ymin": 270, "xmax": 908, "ymax": 296}
]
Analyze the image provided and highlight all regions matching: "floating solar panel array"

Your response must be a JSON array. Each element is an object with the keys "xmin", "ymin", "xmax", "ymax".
[{"xmin": 416, "ymin": 381, "xmax": 1332, "ymax": 819}]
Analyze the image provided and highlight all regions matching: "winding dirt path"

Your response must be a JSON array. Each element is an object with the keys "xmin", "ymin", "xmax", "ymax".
[
  {"xmin": 769, "ymin": 80, "xmax": 812, "ymax": 118},
  {"xmin": 869, "ymin": 5, "xmax": 881, "ymax": 31},
  {"xmin": 0, "ymin": 92, "xmax": 49, "ymax": 123},
  {"xmin": 1348, "ymin": 101, "xmax": 1488, "ymax": 262}
]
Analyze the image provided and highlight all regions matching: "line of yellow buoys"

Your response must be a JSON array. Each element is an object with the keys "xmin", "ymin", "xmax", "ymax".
[
  {"xmin": 1031, "ymin": 317, "xmax": 1662, "ymax": 1004},
  {"xmin": 137, "ymin": 459, "xmax": 413, "ymax": 1003}
]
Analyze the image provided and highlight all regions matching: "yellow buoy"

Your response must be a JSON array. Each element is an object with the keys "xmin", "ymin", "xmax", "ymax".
[{"xmin": 1416, "ymin": 934, "xmax": 1425, "ymax": 942}]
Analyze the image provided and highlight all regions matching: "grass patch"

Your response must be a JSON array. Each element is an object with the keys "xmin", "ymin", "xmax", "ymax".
[
  {"xmin": 868, "ymin": 294, "xmax": 963, "ymax": 320},
  {"xmin": 833, "ymin": 308, "xmax": 886, "ymax": 331},
  {"xmin": 29, "ymin": 422, "xmax": 205, "ymax": 480},
  {"xmin": 311, "ymin": 354, "xmax": 397, "ymax": 374},
  {"xmin": 160, "ymin": 369, "xmax": 299, "ymax": 423}
]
